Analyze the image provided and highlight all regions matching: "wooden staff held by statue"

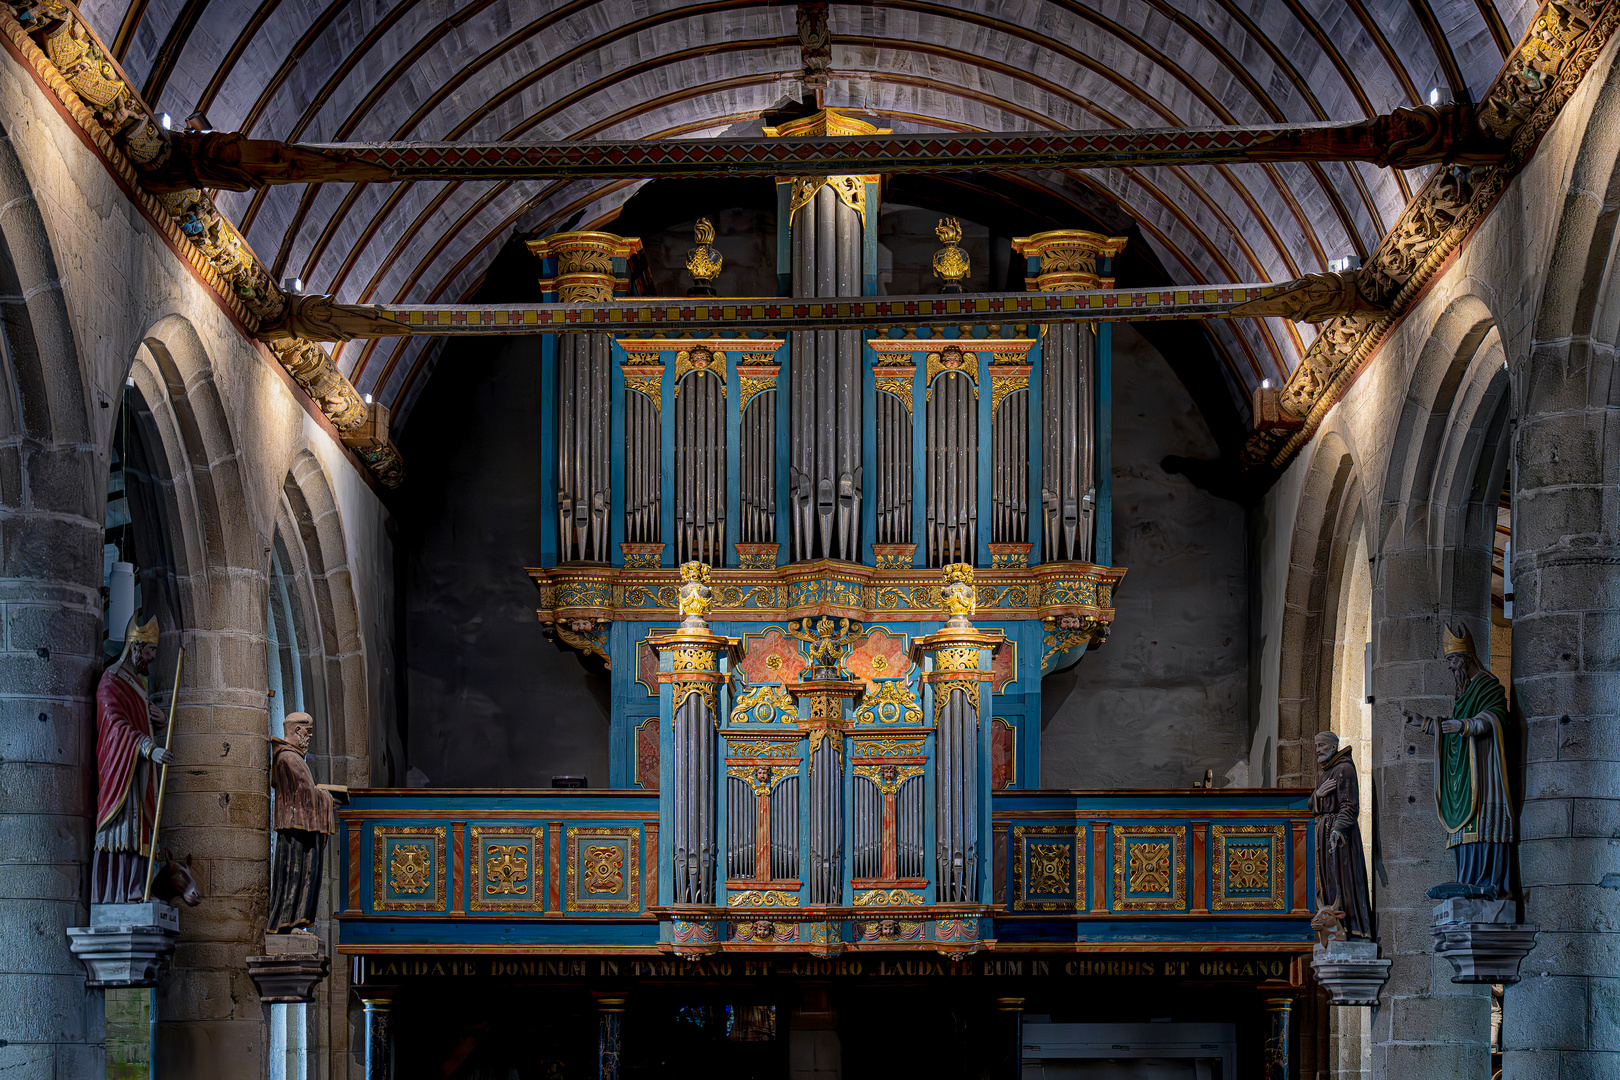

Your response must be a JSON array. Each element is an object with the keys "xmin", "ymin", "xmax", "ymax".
[{"xmin": 142, "ymin": 645, "xmax": 183, "ymax": 902}]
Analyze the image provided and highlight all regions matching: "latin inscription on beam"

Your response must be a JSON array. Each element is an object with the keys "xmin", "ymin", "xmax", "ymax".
[{"xmin": 357, "ymin": 954, "xmax": 1292, "ymax": 982}]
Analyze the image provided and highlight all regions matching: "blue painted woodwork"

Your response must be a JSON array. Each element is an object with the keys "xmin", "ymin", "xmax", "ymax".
[{"xmin": 335, "ymin": 787, "xmax": 1313, "ymax": 953}]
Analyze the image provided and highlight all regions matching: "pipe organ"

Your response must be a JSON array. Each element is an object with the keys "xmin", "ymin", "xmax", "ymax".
[{"xmin": 525, "ymin": 109, "xmax": 1133, "ymax": 958}]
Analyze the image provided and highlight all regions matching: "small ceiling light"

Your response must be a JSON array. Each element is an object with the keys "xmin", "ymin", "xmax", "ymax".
[
  {"xmin": 159, "ymin": 113, "xmax": 172, "ymax": 130},
  {"xmin": 364, "ymin": 393, "xmax": 373, "ymax": 405},
  {"xmin": 282, "ymin": 276, "xmax": 303, "ymax": 293},
  {"xmin": 124, "ymin": 375, "xmax": 135, "ymax": 387},
  {"xmin": 1329, "ymin": 255, "xmax": 1362, "ymax": 273},
  {"xmin": 1261, "ymin": 378, "xmax": 1272, "ymax": 389},
  {"xmin": 1428, "ymin": 88, "xmax": 1441, "ymax": 106}
]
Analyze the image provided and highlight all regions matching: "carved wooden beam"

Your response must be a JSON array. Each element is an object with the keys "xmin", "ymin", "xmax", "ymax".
[
  {"xmin": 143, "ymin": 108, "xmax": 1506, "ymax": 191},
  {"xmin": 1245, "ymin": 0, "xmax": 1618, "ymax": 470},
  {"xmin": 254, "ymin": 281, "xmax": 1383, "ymax": 341},
  {"xmin": 1, "ymin": 0, "xmax": 404, "ymax": 487}
]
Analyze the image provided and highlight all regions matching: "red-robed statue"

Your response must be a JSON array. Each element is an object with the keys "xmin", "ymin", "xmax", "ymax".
[{"xmin": 94, "ymin": 617, "xmax": 174, "ymax": 904}]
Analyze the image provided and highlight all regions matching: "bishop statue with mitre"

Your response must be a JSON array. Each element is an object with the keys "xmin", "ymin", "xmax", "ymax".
[
  {"xmin": 1403, "ymin": 623, "xmax": 1515, "ymax": 899},
  {"xmin": 93, "ymin": 616, "xmax": 174, "ymax": 904}
]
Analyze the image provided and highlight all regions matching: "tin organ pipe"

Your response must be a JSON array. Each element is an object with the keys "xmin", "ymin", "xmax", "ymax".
[
  {"xmin": 772, "ymin": 776, "xmax": 799, "ymax": 880},
  {"xmin": 897, "ymin": 776, "xmax": 923, "ymax": 879},
  {"xmin": 787, "ymin": 183, "xmax": 862, "ymax": 562},
  {"xmin": 992, "ymin": 391, "xmax": 1029, "ymax": 543},
  {"xmin": 875, "ymin": 391, "xmax": 911, "ymax": 544},
  {"xmin": 808, "ymin": 737, "xmax": 842, "ymax": 903},
  {"xmin": 853, "ymin": 778, "xmax": 876, "ymax": 879},
  {"xmin": 728, "ymin": 776, "xmax": 751, "ymax": 879},
  {"xmin": 926, "ymin": 372, "xmax": 978, "ymax": 565},
  {"xmin": 672, "ymin": 373, "xmax": 726, "ymax": 564},
  {"xmin": 1041, "ymin": 324, "xmax": 1096, "ymax": 561},
  {"xmin": 625, "ymin": 391, "xmax": 660, "ymax": 543}
]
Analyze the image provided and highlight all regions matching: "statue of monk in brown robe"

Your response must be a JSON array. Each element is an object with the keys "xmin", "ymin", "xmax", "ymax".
[
  {"xmin": 267, "ymin": 712, "xmax": 336, "ymax": 933},
  {"xmin": 93, "ymin": 617, "xmax": 174, "ymax": 904},
  {"xmin": 1312, "ymin": 730, "xmax": 1373, "ymax": 938}
]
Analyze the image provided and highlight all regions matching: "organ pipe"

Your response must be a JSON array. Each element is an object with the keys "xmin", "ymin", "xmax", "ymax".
[
  {"xmin": 557, "ymin": 333, "xmax": 612, "ymax": 562},
  {"xmin": 625, "ymin": 388, "xmax": 660, "ymax": 544},
  {"xmin": 789, "ymin": 182, "xmax": 863, "ymax": 562},
  {"xmin": 674, "ymin": 371, "xmax": 726, "ymax": 565},
  {"xmin": 927, "ymin": 371, "xmax": 978, "ymax": 566},
  {"xmin": 875, "ymin": 390, "xmax": 912, "ymax": 544},
  {"xmin": 992, "ymin": 389, "xmax": 1029, "ymax": 544},
  {"xmin": 808, "ymin": 736, "xmax": 842, "ymax": 903},
  {"xmin": 770, "ymin": 776, "xmax": 799, "ymax": 880},
  {"xmin": 1042, "ymin": 322, "xmax": 1095, "ymax": 562},
  {"xmin": 740, "ymin": 391, "xmax": 776, "ymax": 544}
]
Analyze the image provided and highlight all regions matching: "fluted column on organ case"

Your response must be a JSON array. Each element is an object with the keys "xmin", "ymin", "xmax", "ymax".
[
  {"xmin": 650, "ymin": 563, "xmax": 739, "ymax": 955},
  {"xmin": 527, "ymin": 231, "xmax": 643, "ymax": 563},
  {"xmin": 785, "ymin": 616, "xmax": 866, "ymax": 906},
  {"xmin": 913, "ymin": 564, "xmax": 1003, "ymax": 903},
  {"xmin": 1011, "ymin": 231, "xmax": 1127, "ymax": 564},
  {"xmin": 768, "ymin": 109, "xmax": 885, "ymax": 562}
]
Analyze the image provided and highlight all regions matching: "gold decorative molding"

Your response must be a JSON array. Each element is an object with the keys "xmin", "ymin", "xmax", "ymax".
[
  {"xmin": 1250, "ymin": 0, "xmax": 1619, "ymax": 469},
  {"xmin": 853, "ymin": 678, "xmax": 922, "ymax": 725},
  {"xmin": 526, "ymin": 230, "xmax": 641, "ymax": 302},
  {"xmin": 0, "ymin": 3, "xmax": 404, "ymax": 488},
  {"xmin": 852, "ymin": 763, "xmax": 923, "ymax": 794},
  {"xmin": 1012, "ymin": 230, "xmax": 1129, "ymax": 292}
]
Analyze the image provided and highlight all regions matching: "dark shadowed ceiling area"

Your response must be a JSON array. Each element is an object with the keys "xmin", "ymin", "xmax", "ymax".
[{"xmin": 82, "ymin": 0, "xmax": 1535, "ymax": 417}]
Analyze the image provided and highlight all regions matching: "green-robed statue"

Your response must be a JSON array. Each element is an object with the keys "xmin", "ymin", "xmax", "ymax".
[{"xmin": 1402, "ymin": 623, "xmax": 1515, "ymax": 899}]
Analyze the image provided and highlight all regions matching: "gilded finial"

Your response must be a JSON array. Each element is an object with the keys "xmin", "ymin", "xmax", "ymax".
[
  {"xmin": 678, "ymin": 561, "xmax": 713, "ymax": 629},
  {"xmin": 685, "ymin": 218, "xmax": 723, "ymax": 295},
  {"xmin": 932, "ymin": 217, "xmax": 970, "ymax": 292},
  {"xmin": 941, "ymin": 563, "xmax": 976, "ymax": 628}
]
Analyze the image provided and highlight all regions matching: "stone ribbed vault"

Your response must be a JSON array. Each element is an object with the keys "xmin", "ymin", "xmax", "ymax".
[{"xmin": 79, "ymin": 0, "xmax": 1537, "ymax": 416}]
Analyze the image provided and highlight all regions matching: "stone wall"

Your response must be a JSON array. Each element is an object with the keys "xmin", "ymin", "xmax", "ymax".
[
  {"xmin": 0, "ymin": 47, "xmax": 393, "ymax": 1080},
  {"xmin": 1253, "ymin": 35, "xmax": 1620, "ymax": 1080},
  {"xmin": 1042, "ymin": 322, "xmax": 1251, "ymax": 788}
]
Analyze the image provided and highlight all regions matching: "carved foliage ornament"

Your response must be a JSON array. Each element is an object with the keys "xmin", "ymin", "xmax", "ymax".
[{"xmin": 1251, "ymin": 0, "xmax": 1614, "ymax": 470}]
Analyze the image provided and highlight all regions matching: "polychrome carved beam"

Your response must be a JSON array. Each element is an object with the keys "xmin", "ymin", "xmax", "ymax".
[
  {"xmin": 255, "ymin": 277, "xmax": 1383, "ymax": 342},
  {"xmin": 142, "ymin": 107, "xmax": 1505, "ymax": 191},
  {"xmin": 1247, "ymin": 0, "xmax": 1619, "ymax": 469}
]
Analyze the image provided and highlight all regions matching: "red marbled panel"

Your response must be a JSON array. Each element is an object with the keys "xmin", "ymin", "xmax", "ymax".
[
  {"xmin": 845, "ymin": 627, "xmax": 912, "ymax": 689},
  {"xmin": 635, "ymin": 718, "xmax": 660, "ymax": 791},
  {"xmin": 736, "ymin": 628, "xmax": 806, "ymax": 684}
]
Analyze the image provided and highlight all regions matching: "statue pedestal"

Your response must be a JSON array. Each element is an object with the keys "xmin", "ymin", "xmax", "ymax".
[
  {"xmin": 247, "ymin": 932, "xmax": 332, "ymax": 1003},
  {"xmin": 1310, "ymin": 939, "xmax": 1392, "ymax": 1005},
  {"xmin": 1431, "ymin": 897, "xmax": 1539, "ymax": 984},
  {"xmin": 66, "ymin": 902, "xmax": 180, "ymax": 987}
]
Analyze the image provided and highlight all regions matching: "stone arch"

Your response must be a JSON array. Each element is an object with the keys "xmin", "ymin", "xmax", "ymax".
[
  {"xmin": 0, "ymin": 120, "xmax": 103, "ymax": 1075},
  {"xmin": 1277, "ymin": 428, "xmax": 1367, "ymax": 786},
  {"xmin": 123, "ymin": 314, "xmax": 274, "ymax": 1075},
  {"xmin": 276, "ymin": 449, "xmax": 369, "ymax": 788}
]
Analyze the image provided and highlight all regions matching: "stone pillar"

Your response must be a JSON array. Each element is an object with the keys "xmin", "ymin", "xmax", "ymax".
[
  {"xmin": 596, "ymin": 995, "xmax": 626, "ymax": 1080},
  {"xmin": 156, "ymin": 600, "xmax": 274, "ymax": 1072},
  {"xmin": 360, "ymin": 993, "xmax": 393, "ymax": 1080},
  {"xmin": 1262, "ymin": 995, "xmax": 1292, "ymax": 1080},
  {"xmin": 0, "ymin": 432, "xmax": 106, "ymax": 1076},
  {"xmin": 1369, "ymin": 538, "xmax": 1492, "ymax": 1076},
  {"xmin": 1500, "ymin": 274, "xmax": 1620, "ymax": 1076},
  {"xmin": 994, "ymin": 996, "xmax": 1025, "ymax": 1080}
]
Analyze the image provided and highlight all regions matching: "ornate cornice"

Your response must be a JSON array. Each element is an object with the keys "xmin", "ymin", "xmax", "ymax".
[
  {"xmin": 1248, "ymin": 0, "xmax": 1619, "ymax": 470},
  {"xmin": 0, "ymin": 0, "xmax": 403, "ymax": 487}
]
